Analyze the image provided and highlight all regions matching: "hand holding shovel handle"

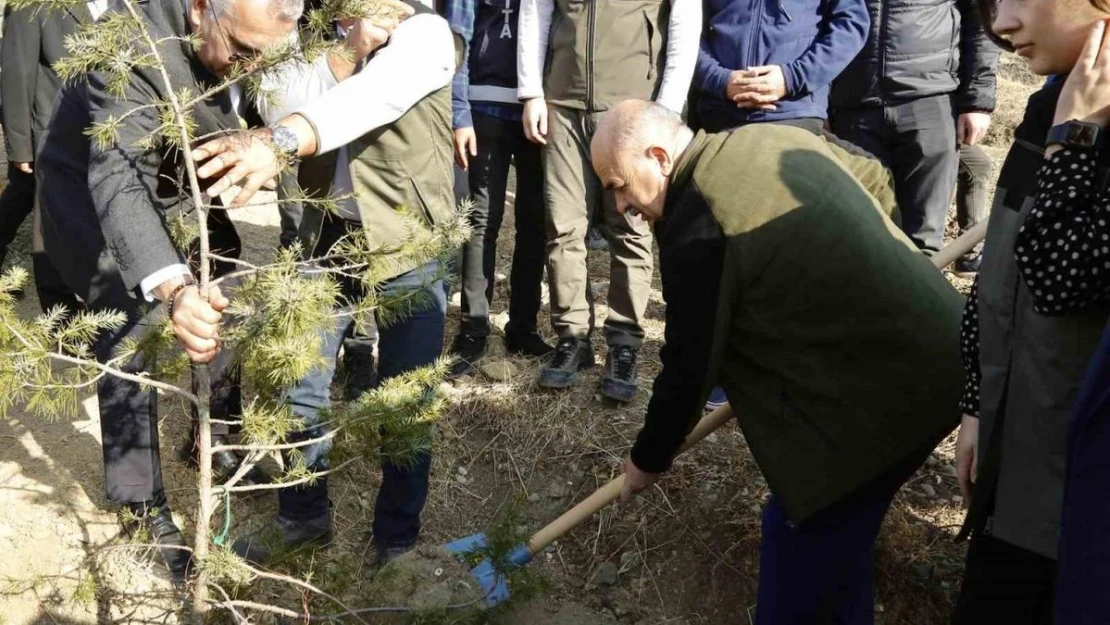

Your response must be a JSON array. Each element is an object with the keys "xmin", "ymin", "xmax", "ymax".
[{"xmin": 526, "ymin": 403, "xmax": 736, "ymax": 555}]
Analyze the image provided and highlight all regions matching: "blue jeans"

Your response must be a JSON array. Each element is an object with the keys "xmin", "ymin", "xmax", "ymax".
[{"xmin": 279, "ymin": 224, "xmax": 446, "ymax": 548}]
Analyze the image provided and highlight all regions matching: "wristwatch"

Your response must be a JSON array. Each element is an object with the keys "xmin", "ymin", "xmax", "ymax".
[
  {"xmin": 268, "ymin": 124, "xmax": 300, "ymax": 156},
  {"xmin": 1046, "ymin": 120, "xmax": 1103, "ymax": 150}
]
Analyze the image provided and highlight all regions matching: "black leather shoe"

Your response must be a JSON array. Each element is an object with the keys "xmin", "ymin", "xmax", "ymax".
[
  {"xmin": 122, "ymin": 503, "xmax": 192, "ymax": 583},
  {"xmin": 232, "ymin": 513, "xmax": 333, "ymax": 566},
  {"xmin": 190, "ymin": 435, "xmax": 272, "ymax": 487},
  {"xmin": 601, "ymin": 345, "xmax": 639, "ymax": 403},
  {"xmin": 505, "ymin": 327, "xmax": 554, "ymax": 358},
  {"xmin": 538, "ymin": 338, "xmax": 595, "ymax": 389},
  {"xmin": 447, "ymin": 333, "xmax": 487, "ymax": 379},
  {"xmin": 343, "ymin": 350, "xmax": 378, "ymax": 401}
]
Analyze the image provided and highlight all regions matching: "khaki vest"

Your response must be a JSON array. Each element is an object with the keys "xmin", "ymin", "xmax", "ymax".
[
  {"xmin": 298, "ymin": 84, "xmax": 458, "ymax": 280},
  {"xmin": 544, "ymin": 0, "xmax": 670, "ymax": 111}
]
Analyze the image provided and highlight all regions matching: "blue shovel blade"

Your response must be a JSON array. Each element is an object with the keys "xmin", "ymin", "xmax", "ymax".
[{"xmin": 445, "ymin": 533, "xmax": 533, "ymax": 607}]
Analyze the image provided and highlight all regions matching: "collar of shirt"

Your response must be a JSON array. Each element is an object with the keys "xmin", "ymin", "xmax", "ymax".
[{"xmin": 88, "ymin": 0, "xmax": 110, "ymax": 21}]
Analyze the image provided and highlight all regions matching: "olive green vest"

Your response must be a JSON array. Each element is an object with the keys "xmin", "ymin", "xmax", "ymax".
[
  {"xmin": 544, "ymin": 0, "xmax": 670, "ymax": 111},
  {"xmin": 298, "ymin": 84, "xmax": 458, "ymax": 280},
  {"xmin": 678, "ymin": 127, "xmax": 964, "ymax": 522}
]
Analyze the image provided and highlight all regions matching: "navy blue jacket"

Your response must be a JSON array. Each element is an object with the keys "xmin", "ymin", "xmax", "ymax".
[
  {"xmin": 1055, "ymin": 291, "xmax": 1110, "ymax": 625},
  {"xmin": 447, "ymin": 0, "xmax": 522, "ymax": 128},
  {"xmin": 695, "ymin": 0, "xmax": 868, "ymax": 126}
]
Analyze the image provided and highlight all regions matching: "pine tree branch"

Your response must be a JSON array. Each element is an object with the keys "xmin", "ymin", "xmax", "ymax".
[
  {"xmin": 208, "ymin": 584, "xmax": 249, "ymax": 625},
  {"xmin": 247, "ymin": 566, "xmax": 371, "ymax": 625},
  {"xmin": 3, "ymin": 320, "xmax": 200, "ymax": 405},
  {"xmin": 213, "ymin": 600, "xmax": 305, "ymax": 620},
  {"xmin": 213, "ymin": 429, "xmax": 337, "ymax": 453},
  {"xmin": 226, "ymin": 458, "xmax": 358, "ymax": 492},
  {"xmin": 216, "ymin": 449, "xmax": 265, "ymax": 491}
]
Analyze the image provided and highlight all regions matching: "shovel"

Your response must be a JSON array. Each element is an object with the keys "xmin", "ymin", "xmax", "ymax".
[
  {"xmin": 446, "ymin": 224, "xmax": 978, "ymax": 605},
  {"xmin": 445, "ymin": 403, "xmax": 737, "ymax": 606}
]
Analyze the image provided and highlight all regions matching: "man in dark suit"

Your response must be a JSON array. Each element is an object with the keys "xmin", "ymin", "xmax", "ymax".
[
  {"xmin": 0, "ymin": 2, "xmax": 95, "ymax": 311},
  {"xmin": 34, "ymin": 0, "xmax": 317, "ymax": 580}
]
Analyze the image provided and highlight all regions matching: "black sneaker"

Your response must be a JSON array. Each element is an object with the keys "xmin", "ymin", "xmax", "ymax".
[
  {"xmin": 601, "ymin": 345, "xmax": 639, "ymax": 403},
  {"xmin": 447, "ymin": 333, "xmax": 487, "ymax": 379},
  {"xmin": 538, "ymin": 338, "xmax": 595, "ymax": 389},
  {"xmin": 504, "ymin": 327, "xmax": 554, "ymax": 358},
  {"xmin": 343, "ymin": 350, "xmax": 377, "ymax": 401},
  {"xmin": 954, "ymin": 252, "xmax": 982, "ymax": 277},
  {"xmin": 121, "ymin": 502, "xmax": 192, "ymax": 583},
  {"xmin": 232, "ymin": 512, "xmax": 334, "ymax": 566}
]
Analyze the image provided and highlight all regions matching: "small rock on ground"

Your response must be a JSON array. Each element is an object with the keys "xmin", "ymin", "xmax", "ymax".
[
  {"xmin": 591, "ymin": 561, "xmax": 620, "ymax": 587},
  {"xmin": 481, "ymin": 359, "xmax": 518, "ymax": 381}
]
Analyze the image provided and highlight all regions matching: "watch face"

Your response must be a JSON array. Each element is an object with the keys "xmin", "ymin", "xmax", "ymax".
[
  {"xmin": 1069, "ymin": 123, "xmax": 1100, "ymax": 147},
  {"xmin": 271, "ymin": 126, "xmax": 298, "ymax": 154}
]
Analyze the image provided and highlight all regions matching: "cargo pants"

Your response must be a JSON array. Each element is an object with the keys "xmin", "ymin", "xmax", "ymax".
[{"xmin": 542, "ymin": 105, "xmax": 653, "ymax": 348}]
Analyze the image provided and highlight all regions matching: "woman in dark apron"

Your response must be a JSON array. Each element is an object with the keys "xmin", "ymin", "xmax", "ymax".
[{"xmin": 951, "ymin": 2, "xmax": 1110, "ymax": 623}]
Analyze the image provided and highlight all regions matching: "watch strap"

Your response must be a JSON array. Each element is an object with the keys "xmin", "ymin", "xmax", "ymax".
[{"xmin": 1046, "ymin": 120, "xmax": 1103, "ymax": 150}]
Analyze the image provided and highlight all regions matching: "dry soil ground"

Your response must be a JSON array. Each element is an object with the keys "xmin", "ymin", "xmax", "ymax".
[{"xmin": 0, "ymin": 55, "xmax": 1043, "ymax": 625}]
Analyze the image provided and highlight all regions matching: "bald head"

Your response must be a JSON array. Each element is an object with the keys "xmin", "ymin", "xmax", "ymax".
[
  {"xmin": 593, "ymin": 100, "xmax": 687, "ymax": 170},
  {"xmin": 591, "ymin": 100, "xmax": 692, "ymax": 223}
]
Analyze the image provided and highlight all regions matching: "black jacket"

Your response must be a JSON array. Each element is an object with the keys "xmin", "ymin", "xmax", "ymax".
[
  {"xmin": 829, "ymin": 0, "xmax": 999, "ymax": 113},
  {"xmin": 0, "ymin": 3, "xmax": 90, "ymax": 163},
  {"xmin": 36, "ymin": 0, "xmax": 244, "ymax": 300}
]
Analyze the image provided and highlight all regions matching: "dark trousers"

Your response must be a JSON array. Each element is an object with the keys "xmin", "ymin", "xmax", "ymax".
[
  {"xmin": 457, "ymin": 111, "xmax": 545, "ymax": 337},
  {"xmin": 952, "ymin": 533, "xmax": 1057, "ymax": 625},
  {"xmin": 0, "ymin": 165, "xmax": 35, "ymax": 266},
  {"xmin": 756, "ymin": 447, "xmax": 931, "ymax": 625},
  {"xmin": 0, "ymin": 164, "xmax": 79, "ymax": 312},
  {"xmin": 956, "ymin": 143, "xmax": 992, "ymax": 254},
  {"xmin": 832, "ymin": 95, "xmax": 959, "ymax": 254},
  {"xmin": 279, "ymin": 217, "xmax": 445, "ymax": 548},
  {"xmin": 43, "ymin": 208, "xmax": 244, "ymax": 504}
]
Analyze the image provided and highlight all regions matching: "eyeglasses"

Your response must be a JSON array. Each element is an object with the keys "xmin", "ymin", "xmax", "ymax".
[{"xmin": 208, "ymin": 5, "xmax": 262, "ymax": 65}]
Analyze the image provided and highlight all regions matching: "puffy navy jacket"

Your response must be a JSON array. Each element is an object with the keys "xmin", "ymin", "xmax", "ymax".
[{"xmin": 695, "ymin": 0, "xmax": 869, "ymax": 125}]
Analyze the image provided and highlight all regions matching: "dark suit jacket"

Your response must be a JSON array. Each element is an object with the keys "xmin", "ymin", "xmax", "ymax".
[
  {"xmin": 0, "ymin": 2, "xmax": 90, "ymax": 163},
  {"xmin": 36, "ymin": 0, "xmax": 244, "ymax": 301}
]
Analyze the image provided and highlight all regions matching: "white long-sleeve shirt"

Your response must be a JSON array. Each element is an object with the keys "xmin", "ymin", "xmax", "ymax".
[
  {"xmin": 260, "ymin": 13, "xmax": 455, "ymax": 221},
  {"xmin": 140, "ymin": 14, "xmax": 456, "ymax": 298},
  {"xmin": 516, "ymin": 0, "xmax": 700, "ymax": 113}
]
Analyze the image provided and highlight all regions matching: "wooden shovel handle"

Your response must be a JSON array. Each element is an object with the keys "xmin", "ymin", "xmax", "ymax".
[
  {"xmin": 526, "ymin": 403, "xmax": 736, "ymax": 555},
  {"xmin": 931, "ymin": 220, "xmax": 987, "ymax": 270}
]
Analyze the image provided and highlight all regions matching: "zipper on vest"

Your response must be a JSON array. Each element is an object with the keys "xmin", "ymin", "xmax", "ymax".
[
  {"xmin": 587, "ymin": 0, "xmax": 596, "ymax": 111},
  {"xmin": 644, "ymin": 11, "xmax": 655, "ymax": 80},
  {"xmin": 747, "ymin": 0, "xmax": 764, "ymax": 70}
]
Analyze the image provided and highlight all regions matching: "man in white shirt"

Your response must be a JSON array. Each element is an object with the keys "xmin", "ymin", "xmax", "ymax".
[{"xmin": 516, "ymin": 0, "xmax": 699, "ymax": 402}]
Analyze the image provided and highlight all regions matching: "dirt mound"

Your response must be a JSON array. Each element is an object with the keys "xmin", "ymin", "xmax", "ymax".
[{"xmin": 368, "ymin": 545, "xmax": 485, "ymax": 614}]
